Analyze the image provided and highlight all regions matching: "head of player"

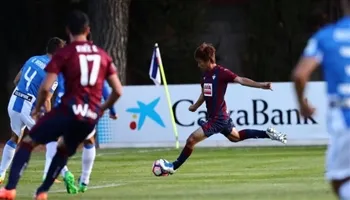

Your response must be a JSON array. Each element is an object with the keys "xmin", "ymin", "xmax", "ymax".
[
  {"xmin": 66, "ymin": 10, "xmax": 90, "ymax": 42},
  {"xmin": 194, "ymin": 43, "xmax": 217, "ymax": 72},
  {"xmin": 46, "ymin": 37, "xmax": 65, "ymax": 58}
]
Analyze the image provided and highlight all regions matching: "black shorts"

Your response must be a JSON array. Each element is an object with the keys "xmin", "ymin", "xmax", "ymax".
[
  {"xmin": 29, "ymin": 107, "xmax": 95, "ymax": 149},
  {"xmin": 199, "ymin": 118, "xmax": 235, "ymax": 137}
]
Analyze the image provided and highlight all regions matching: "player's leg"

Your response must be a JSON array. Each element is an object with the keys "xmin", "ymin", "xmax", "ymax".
[
  {"xmin": 43, "ymin": 141, "xmax": 72, "ymax": 184},
  {"xmin": 0, "ymin": 109, "xmax": 67, "ymax": 199},
  {"xmin": 161, "ymin": 120, "xmax": 217, "ymax": 174},
  {"xmin": 221, "ymin": 119, "xmax": 287, "ymax": 144},
  {"xmin": 0, "ymin": 111, "xmax": 24, "ymax": 184},
  {"xmin": 325, "ymin": 130, "xmax": 350, "ymax": 200},
  {"xmin": 35, "ymin": 120, "xmax": 95, "ymax": 197},
  {"xmin": 79, "ymin": 128, "xmax": 97, "ymax": 193}
]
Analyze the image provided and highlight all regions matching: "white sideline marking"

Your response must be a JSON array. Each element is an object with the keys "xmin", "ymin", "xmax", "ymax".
[
  {"xmin": 50, "ymin": 183, "xmax": 125, "ymax": 193},
  {"xmin": 96, "ymin": 148, "xmax": 172, "ymax": 157},
  {"xmin": 16, "ymin": 183, "xmax": 125, "ymax": 197}
]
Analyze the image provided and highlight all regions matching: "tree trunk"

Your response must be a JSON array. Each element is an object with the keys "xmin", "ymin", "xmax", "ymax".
[{"xmin": 88, "ymin": 0, "xmax": 131, "ymax": 84}]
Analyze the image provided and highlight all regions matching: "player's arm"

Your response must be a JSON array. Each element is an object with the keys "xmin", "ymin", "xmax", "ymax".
[
  {"xmin": 190, "ymin": 87, "xmax": 205, "ymax": 111},
  {"xmin": 292, "ymin": 38, "xmax": 320, "ymax": 115},
  {"xmin": 43, "ymin": 81, "xmax": 58, "ymax": 113},
  {"xmin": 100, "ymin": 63, "xmax": 123, "ymax": 112},
  {"xmin": 32, "ymin": 53, "xmax": 63, "ymax": 118},
  {"xmin": 234, "ymin": 76, "xmax": 266, "ymax": 88},
  {"xmin": 36, "ymin": 74, "xmax": 58, "ymax": 114},
  {"xmin": 223, "ymin": 69, "xmax": 271, "ymax": 89},
  {"xmin": 102, "ymin": 82, "xmax": 117, "ymax": 119}
]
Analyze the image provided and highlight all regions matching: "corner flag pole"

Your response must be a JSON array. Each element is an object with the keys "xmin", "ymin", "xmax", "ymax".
[{"xmin": 154, "ymin": 43, "xmax": 180, "ymax": 149}]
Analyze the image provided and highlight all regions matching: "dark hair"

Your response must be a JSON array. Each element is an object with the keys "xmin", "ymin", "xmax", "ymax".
[
  {"xmin": 194, "ymin": 42, "xmax": 216, "ymax": 63},
  {"xmin": 67, "ymin": 10, "xmax": 90, "ymax": 36},
  {"xmin": 46, "ymin": 37, "xmax": 65, "ymax": 54}
]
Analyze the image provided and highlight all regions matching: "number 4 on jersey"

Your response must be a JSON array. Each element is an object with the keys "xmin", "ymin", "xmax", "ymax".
[{"xmin": 79, "ymin": 54, "xmax": 101, "ymax": 86}]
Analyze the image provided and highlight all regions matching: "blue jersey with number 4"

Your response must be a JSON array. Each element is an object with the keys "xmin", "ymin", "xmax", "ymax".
[
  {"xmin": 12, "ymin": 55, "xmax": 57, "ymax": 112},
  {"xmin": 302, "ymin": 16, "xmax": 350, "ymax": 127}
]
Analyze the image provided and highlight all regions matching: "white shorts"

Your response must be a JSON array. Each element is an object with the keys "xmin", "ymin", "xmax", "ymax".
[
  {"xmin": 326, "ymin": 108, "xmax": 350, "ymax": 181},
  {"xmin": 7, "ymin": 93, "xmax": 36, "ymax": 137}
]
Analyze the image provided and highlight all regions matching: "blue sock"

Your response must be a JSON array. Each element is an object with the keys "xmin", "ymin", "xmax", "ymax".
[
  {"xmin": 5, "ymin": 142, "xmax": 33, "ymax": 190},
  {"xmin": 6, "ymin": 140, "xmax": 17, "ymax": 149},
  {"xmin": 172, "ymin": 146, "xmax": 193, "ymax": 170},
  {"xmin": 36, "ymin": 149, "xmax": 68, "ymax": 194},
  {"xmin": 238, "ymin": 129, "xmax": 269, "ymax": 140}
]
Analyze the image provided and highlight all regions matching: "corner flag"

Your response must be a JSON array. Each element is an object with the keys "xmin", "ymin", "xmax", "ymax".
[
  {"xmin": 149, "ymin": 44, "xmax": 162, "ymax": 85},
  {"xmin": 149, "ymin": 43, "xmax": 180, "ymax": 149}
]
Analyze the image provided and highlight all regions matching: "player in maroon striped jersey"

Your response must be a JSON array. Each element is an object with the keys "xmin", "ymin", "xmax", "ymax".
[
  {"xmin": 160, "ymin": 43, "xmax": 287, "ymax": 174},
  {"xmin": 0, "ymin": 10, "xmax": 122, "ymax": 200}
]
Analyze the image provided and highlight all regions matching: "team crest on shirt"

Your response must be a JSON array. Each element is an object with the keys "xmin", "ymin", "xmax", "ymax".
[{"xmin": 203, "ymin": 83, "xmax": 212, "ymax": 97}]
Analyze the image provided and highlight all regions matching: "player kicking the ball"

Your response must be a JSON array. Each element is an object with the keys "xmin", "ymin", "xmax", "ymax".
[
  {"xmin": 160, "ymin": 43, "xmax": 287, "ymax": 174},
  {"xmin": 0, "ymin": 10, "xmax": 122, "ymax": 200}
]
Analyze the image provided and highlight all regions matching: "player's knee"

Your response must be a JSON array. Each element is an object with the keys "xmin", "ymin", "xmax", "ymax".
[
  {"xmin": 186, "ymin": 136, "xmax": 197, "ymax": 147},
  {"xmin": 57, "ymin": 143, "xmax": 76, "ymax": 157},
  {"xmin": 10, "ymin": 133, "xmax": 20, "ymax": 144},
  {"xmin": 84, "ymin": 137, "xmax": 95, "ymax": 146},
  {"xmin": 227, "ymin": 135, "xmax": 240, "ymax": 143}
]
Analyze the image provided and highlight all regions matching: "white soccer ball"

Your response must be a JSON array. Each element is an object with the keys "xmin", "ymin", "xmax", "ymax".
[{"xmin": 152, "ymin": 159, "xmax": 169, "ymax": 177}]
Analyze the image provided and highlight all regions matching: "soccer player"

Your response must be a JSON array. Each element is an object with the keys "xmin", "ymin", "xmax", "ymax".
[
  {"xmin": 292, "ymin": 0, "xmax": 350, "ymax": 199},
  {"xmin": 0, "ymin": 37, "xmax": 65, "ymax": 184},
  {"xmin": 0, "ymin": 10, "xmax": 122, "ymax": 200},
  {"xmin": 160, "ymin": 43, "xmax": 287, "ymax": 174},
  {"xmin": 43, "ymin": 80, "xmax": 117, "ymax": 194}
]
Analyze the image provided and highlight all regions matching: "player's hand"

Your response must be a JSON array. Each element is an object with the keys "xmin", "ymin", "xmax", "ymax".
[
  {"xmin": 299, "ymin": 98, "xmax": 315, "ymax": 117},
  {"xmin": 31, "ymin": 109, "xmax": 42, "ymax": 121},
  {"xmin": 189, "ymin": 104, "xmax": 198, "ymax": 112},
  {"xmin": 260, "ymin": 82, "xmax": 272, "ymax": 90},
  {"xmin": 109, "ymin": 114, "xmax": 118, "ymax": 120}
]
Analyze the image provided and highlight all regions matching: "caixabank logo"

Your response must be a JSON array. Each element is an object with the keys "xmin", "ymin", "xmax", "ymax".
[{"xmin": 126, "ymin": 97, "xmax": 166, "ymax": 130}]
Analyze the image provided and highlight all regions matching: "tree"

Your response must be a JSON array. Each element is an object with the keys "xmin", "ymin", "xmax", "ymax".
[{"xmin": 88, "ymin": 0, "xmax": 131, "ymax": 84}]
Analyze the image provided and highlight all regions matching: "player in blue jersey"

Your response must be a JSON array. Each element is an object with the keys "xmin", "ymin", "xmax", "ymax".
[
  {"xmin": 0, "ymin": 37, "xmax": 65, "ymax": 184},
  {"xmin": 160, "ymin": 43, "xmax": 287, "ymax": 174},
  {"xmin": 292, "ymin": 1, "xmax": 350, "ymax": 199},
  {"xmin": 43, "ymin": 79, "xmax": 117, "ymax": 194}
]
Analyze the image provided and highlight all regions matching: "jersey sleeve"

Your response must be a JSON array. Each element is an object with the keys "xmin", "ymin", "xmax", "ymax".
[
  {"xmin": 45, "ymin": 52, "xmax": 65, "ymax": 74},
  {"xmin": 221, "ymin": 68, "xmax": 238, "ymax": 83},
  {"xmin": 102, "ymin": 81, "xmax": 117, "ymax": 115},
  {"xmin": 105, "ymin": 56, "xmax": 117, "ymax": 78},
  {"xmin": 302, "ymin": 34, "xmax": 323, "ymax": 63},
  {"xmin": 49, "ymin": 81, "xmax": 58, "ymax": 94}
]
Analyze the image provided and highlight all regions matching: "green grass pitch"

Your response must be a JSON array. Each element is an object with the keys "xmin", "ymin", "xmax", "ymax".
[{"xmin": 4, "ymin": 146, "xmax": 335, "ymax": 200}]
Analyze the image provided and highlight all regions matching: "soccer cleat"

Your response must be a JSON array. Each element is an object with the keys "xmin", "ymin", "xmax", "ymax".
[
  {"xmin": 159, "ymin": 159, "xmax": 176, "ymax": 174},
  {"xmin": 63, "ymin": 171, "xmax": 78, "ymax": 194},
  {"xmin": 78, "ymin": 183, "xmax": 88, "ymax": 193},
  {"xmin": 0, "ymin": 187, "xmax": 16, "ymax": 200},
  {"xmin": 266, "ymin": 128, "xmax": 287, "ymax": 144},
  {"xmin": 34, "ymin": 192, "xmax": 48, "ymax": 200},
  {"xmin": 77, "ymin": 177, "xmax": 88, "ymax": 193}
]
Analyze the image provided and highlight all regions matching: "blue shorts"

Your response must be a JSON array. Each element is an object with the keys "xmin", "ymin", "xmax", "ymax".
[
  {"xmin": 29, "ymin": 107, "xmax": 95, "ymax": 154},
  {"xmin": 199, "ymin": 118, "xmax": 235, "ymax": 137}
]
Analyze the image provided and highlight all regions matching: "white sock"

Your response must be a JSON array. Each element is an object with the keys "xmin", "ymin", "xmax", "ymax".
[
  {"xmin": 43, "ymin": 142, "xmax": 57, "ymax": 179},
  {"xmin": 0, "ymin": 140, "xmax": 17, "ymax": 176},
  {"xmin": 339, "ymin": 180, "xmax": 350, "ymax": 200},
  {"xmin": 80, "ymin": 144, "xmax": 96, "ymax": 185},
  {"xmin": 61, "ymin": 166, "xmax": 69, "ymax": 177}
]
